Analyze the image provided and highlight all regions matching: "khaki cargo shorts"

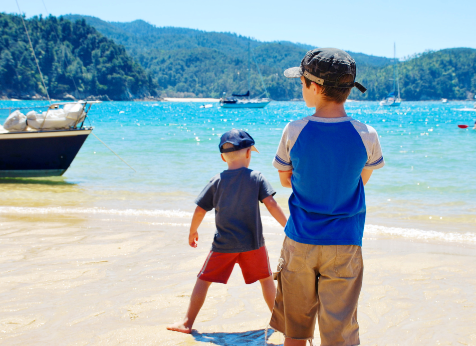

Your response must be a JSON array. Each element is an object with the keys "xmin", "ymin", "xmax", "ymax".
[{"xmin": 270, "ymin": 237, "xmax": 363, "ymax": 345}]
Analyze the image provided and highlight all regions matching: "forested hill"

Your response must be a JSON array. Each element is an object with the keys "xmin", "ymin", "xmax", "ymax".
[
  {"xmin": 0, "ymin": 13, "xmax": 158, "ymax": 100},
  {"xmin": 3, "ymin": 12, "xmax": 476, "ymax": 101},
  {"xmin": 64, "ymin": 15, "xmax": 396, "ymax": 100}
]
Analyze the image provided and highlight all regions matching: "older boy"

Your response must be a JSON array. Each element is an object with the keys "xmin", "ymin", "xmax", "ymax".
[
  {"xmin": 270, "ymin": 48, "xmax": 384, "ymax": 346},
  {"xmin": 167, "ymin": 129, "xmax": 287, "ymax": 334}
]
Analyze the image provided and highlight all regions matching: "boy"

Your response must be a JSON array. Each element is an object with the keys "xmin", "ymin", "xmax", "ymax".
[
  {"xmin": 270, "ymin": 48, "xmax": 384, "ymax": 346},
  {"xmin": 167, "ymin": 129, "xmax": 287, "ymax": 334}
]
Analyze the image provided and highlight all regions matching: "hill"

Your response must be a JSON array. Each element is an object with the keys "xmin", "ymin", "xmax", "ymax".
[
  {"xmin": 3, "ymin": 13, "xmax": 475, "ymax": 101},
  {"xmin": 0, "ymin": 13, "xmax": 158, "ymax": 100},
  {"xmin": 64, "ymin": 15, "xmax": 394, "ymax": 100}
]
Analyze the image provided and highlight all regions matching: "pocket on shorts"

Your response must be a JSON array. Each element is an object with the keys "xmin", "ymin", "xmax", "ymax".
[
  {"xmin": 334, "ymin": 245, "xmax": 363, "ymax": 278},
  {"xmin": 282, "ymin": 237, "xmax": 308, "ymax": 272}
]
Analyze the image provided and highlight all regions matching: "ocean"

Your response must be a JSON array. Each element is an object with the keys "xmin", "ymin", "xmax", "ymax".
[{"xmin": 1, "ymin": 100, "xmax": 475, "ymax": 242}]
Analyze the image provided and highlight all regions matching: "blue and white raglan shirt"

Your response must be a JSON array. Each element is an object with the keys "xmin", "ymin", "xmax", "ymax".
[{"xmin": 273, "ymin": 116, "xmax": 384, "ymax": 246}]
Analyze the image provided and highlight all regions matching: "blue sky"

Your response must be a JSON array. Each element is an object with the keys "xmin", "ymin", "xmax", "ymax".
[{"xmin": 4, "ymin": 0, "xmax": 476, "ymax": 58}]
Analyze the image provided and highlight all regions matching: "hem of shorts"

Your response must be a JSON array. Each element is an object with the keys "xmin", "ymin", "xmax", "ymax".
[
  {"xmin": 244, "ymin": 273, "xmax": 272, "ymax": 285},
  {"xmin": 268, "ymin": 324, "xmax": 313, "ymax": 341},
  {"xmin": 210, "ymin": 244, "xmax": 265, "ymax": 253},
  {"xmin": 285, "ymin": 233, "xmax": 362, "ymax": 246},
  {"xmin": 197, "ymin": 276, "xmax": 228, "ymax": 284}
]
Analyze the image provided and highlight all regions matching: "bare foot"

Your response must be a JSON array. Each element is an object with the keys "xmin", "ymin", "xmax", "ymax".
[{"xmin": 166, "ymin": 322, "xmax": 192, "ymax": 334}]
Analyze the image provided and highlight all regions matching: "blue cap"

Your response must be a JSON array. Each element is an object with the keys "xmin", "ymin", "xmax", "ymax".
[{"xmin": 219, "ymin": 129, "xmax": 259, "ymax": 153}]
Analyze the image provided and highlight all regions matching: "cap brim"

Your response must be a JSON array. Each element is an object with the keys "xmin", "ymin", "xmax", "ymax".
[
  {"xmin": 284, "ymin": 67, "xmax": 302, "ymax": 79},
  {"xmin": 251, "ymin": 145, "xmax": 259, "ymax": 153}
]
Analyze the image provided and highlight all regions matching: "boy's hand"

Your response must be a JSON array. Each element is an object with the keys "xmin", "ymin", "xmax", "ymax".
[
  {"xmin": 188, "ymin": 206, "xmax": 207, "ymax": 248},
  {"xmin": 189, "ymin": 230, "xmax": 199, "ymax": 248}
]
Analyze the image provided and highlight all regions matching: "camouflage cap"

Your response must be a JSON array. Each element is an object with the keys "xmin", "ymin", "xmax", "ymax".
[{"xmin": 284, "ymin": 48, "xmax": 367, "ymax": 93}]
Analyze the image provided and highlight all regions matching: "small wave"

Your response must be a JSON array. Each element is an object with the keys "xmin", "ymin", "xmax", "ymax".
[
  {"xmin": 365, "ymin": 224, "xmax": 476, "ymax": 243},
  {"xmin": 0, "ymin": 206, "xmax": 197, "ymax": 219},
  {"xmin": 0, "ymin": 206, "xmax": 474, "ymax": 243}
]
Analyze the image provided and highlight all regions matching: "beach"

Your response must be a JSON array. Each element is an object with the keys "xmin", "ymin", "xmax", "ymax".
[
  {"xmin": 1, "ymin": 211, "xmax": 475, "ymax": 345},
  {"xmin": 1, "ymin": 100, "xmax": 475, "ymax": 345}
]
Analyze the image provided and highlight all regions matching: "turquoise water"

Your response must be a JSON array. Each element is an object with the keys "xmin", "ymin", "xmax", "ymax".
[{"xmin": 1, "ymin": 100, "xmax": 475, "ymax": 237}]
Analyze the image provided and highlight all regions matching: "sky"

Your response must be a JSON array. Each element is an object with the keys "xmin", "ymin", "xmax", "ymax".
[{"xmin": 3, "ymin": 0, "xmax": 476, "ymax": 58}]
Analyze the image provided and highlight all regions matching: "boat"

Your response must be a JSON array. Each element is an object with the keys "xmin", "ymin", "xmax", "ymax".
[
  {"xmin": 380, "ymin": 43, "xmax": 402, "ymax": 107},
  {"xmin": 220, "ymin": 42, "xmax": 271, "ymax": 109},
  {"xmin": 200, "ymin": 104, "xmax": 213, "ymax": 109},
  {"xmin": 441, "ymin": 98, "xmax": 448, "ymax": 103},
  {"xmin": 0, "ymin": 7, "xmax": 100, "ymax": 178},
  {"xmin": 0, "ymin": 101, "xmax": 98, "ymax": 177},
  {"xmin": 220, "ymin": 92, "xmax": 271, "ymax": 108}
]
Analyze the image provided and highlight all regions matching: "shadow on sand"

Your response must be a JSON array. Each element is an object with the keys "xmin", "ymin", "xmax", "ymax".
[{"xmin": 192, "ymin": 329, "xmax": 282, "ymax": 346}]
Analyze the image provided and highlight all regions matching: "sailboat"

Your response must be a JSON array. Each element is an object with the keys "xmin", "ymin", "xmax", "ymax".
[
  {"xmin": 380, "ymin": 43, "xmax": 402, "ymax": 107},
  {"xmin": 220, "ymin": 42, "xmax": 271, "ymax": 109}
]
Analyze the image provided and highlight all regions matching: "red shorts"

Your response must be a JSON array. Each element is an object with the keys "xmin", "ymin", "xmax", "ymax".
[{"xmin": 198, "ymin": 246, "xmax": 272, "ymax": 284}]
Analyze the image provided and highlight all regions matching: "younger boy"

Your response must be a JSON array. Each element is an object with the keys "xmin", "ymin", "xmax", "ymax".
[
  {"xmin": 167, "ymin": 129, "xmax": 287, "ymax": 334},
  {"xmin": 270, "ymin": 48, "xmax": 385, "ymax": 345}
]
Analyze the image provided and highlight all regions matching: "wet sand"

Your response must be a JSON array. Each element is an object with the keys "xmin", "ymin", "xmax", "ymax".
[{"xmin": 1, "ymin": 212, "xmax": 475, "ymax": 345}]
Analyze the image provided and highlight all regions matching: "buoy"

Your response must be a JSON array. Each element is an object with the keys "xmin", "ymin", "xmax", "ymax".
[{"xmin": 458, "ymin": 125, "xmax": 469, "ymax": 129}]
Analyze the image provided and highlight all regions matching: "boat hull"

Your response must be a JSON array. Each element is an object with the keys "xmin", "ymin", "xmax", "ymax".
[
  {"xmin": 220, "ymin": 101, "xmax": 270, "ymax": 108},
  {"xmin": 0, "ymin": 129, "xmax": 91, "ymax": 177}
]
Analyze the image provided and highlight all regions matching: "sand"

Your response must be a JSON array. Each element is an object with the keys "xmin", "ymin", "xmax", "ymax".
[{"xmin": 0, "ymin": 212, "xmax": 475, "ymax": 345}]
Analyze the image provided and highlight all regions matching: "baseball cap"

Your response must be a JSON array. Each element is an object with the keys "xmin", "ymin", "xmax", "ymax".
[
  {"xmin": 284, "ymin": 48, "xmax": 367, "ymax": 93},
  {"xmin": 219, "ymin": 129, "xmax": 259, "ymax": 153}
]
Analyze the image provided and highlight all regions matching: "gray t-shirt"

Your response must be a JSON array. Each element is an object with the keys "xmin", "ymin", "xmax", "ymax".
[{"xmin": 195, "ymin": 167, "xmax": 276, "ymax": 253}]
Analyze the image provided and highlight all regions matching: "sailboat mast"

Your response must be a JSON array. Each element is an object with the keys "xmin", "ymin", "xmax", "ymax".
[
  {"xmin": 395, "ymin": 43, "xmax": 401, "ymax": 99},
  {"xmin": 248, "ymin": 41, "xmax": 251, "ymax": 99},
  {"xmin": 393, "ymin": 43, "xmax": 397, "ymax": 95}
]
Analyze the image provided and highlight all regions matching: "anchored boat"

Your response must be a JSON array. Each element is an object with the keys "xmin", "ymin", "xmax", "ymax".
[
  {"xmin": 0, "ymin": 101, "xmax": 98, "ymax": 177},
  {"xmin": 380, "ymin": 43, "xmax": 402, "ymax": 107},
  {"xmin": 219, "ymin": 42, "xmax": 271, "ymax": 109}
]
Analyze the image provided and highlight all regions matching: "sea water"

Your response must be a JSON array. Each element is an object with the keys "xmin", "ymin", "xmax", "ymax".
[{"xmin": 0, "ymin": 100, "xmax": 475, "ymax": 243}]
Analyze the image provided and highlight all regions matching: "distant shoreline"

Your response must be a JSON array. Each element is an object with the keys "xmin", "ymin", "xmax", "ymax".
[
  {"xmin": 1, "ymin": 98, "xmax": 475, "ymax": 103},
  {"xmin": 162, "ymin": 97, "xmax": 220, "ymax": 103}
]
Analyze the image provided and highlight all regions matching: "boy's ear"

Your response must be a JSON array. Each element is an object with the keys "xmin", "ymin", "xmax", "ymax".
[
  {"xmin": 246, "ymin": 148, "xmax": 251, "ymax": 159},
  {"xmin": 312, "ymin": 82, "xmax": 322, "ymax": 95},
  {"xmin": 221, "ymin": 154, "xmax": 227, "ymax": 162}
]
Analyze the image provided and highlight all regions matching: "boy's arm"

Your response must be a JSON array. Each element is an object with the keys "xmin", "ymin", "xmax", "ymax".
[
  {"xmin": 278, "ymin": 170, "xmax": 292, "ymax": 188},
  {"xmin": 189, "ymin": 206, "xmax": 207, "ymax": 248},
  {"xmin": 262, "ymin": 195, "xmax": 288, "ymax": 227},
  {"xmin": 361, "ymin": 168, "xmax": 373, "ymax": 186}
]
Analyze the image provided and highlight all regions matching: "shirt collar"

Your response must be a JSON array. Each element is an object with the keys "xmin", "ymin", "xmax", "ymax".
[{"xmin": 305, "ymin": 115, "xmax": 352, "ymax": 123}]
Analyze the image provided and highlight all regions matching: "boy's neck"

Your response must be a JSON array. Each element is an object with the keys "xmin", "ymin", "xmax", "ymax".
[
  {"xmin": 226, "ymin": 160, "xmax": 249, "ymax": 171},
  {"xmin": 313, "ymin": 101, "xmax": 347, "ymax": 118}
]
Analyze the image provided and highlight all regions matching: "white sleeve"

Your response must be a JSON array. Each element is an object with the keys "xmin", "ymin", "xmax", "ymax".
[
  {"xmin": 272, "ymin": 124, "xmax": 293, "ymax": 171},
  {"xmin": 364, "ymin": 127, "xmax": 385, "ymax": 170},
  {"xmin": 350, "ymin": 120, "xmax": 385, "ymax": 170}
]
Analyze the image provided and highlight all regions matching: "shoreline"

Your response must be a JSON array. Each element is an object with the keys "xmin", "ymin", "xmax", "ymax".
[
  {"xmin": 2, "ymin": 98, "xmax": 476, "ymax": 103},
  {"xmin": 0, "ymin": 211, "xmax": 475, "ymax": 345}
]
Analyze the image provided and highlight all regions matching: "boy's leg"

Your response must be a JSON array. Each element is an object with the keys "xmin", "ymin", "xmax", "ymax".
[
  {"xmin": 270, "ymin": 237, "xmax": 318, "ymax": 342},
  {"xmin": 284, "ymin": 338, "xmax": 307, "ymax": 346},
  {"xmin": 167, "ymin": 251, "xmax": 238, "ymax": 333},
  {"xmin": 237, "ymin": 246, "xmax": 276, "ymax": 311},
  {"xmin": 166, "ymin": 278, "xmax": 212, "ymax": 333},
  {"xmin": 317, "ymin": 245, "xmax": 363, "ymax": 345},
  {"xmin": 258, "ymin": 275, "xmax": 276, "ymax": 312}
]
